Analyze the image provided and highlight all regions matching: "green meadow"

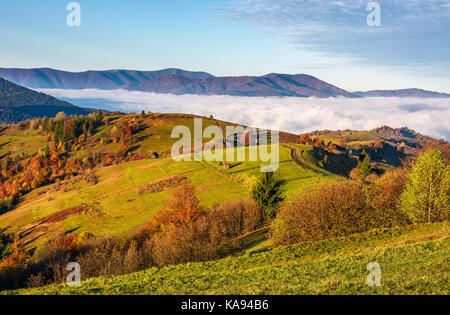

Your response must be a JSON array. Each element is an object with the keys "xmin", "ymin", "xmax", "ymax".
[
  {"xmin": 0, "ymin": 142, "xmax": 336, "ymax": 252},
  {"xmin": 8, "ymin": 222, "xmax": 449, "ymax": 295}
]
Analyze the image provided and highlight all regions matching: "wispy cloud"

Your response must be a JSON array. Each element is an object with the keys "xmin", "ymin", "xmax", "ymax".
[
  {"xmin": 212, "ymin": 0, "xmax": 450, "ymax": 73},
  {"xmin": 41, "ymin": 89, "xmax": 450, "ymax": 140}
]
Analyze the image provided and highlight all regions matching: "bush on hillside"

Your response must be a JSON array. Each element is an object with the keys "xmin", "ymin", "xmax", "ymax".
[
  {"xmin": 270, "ymin": 149, "xmax": 449, "ymax": 247},
  {"xmin": 270, "ymin": 182, "xmax": 369, "ymax": 247},
  {"xmin": 365, "ymin": 168, "xmax": 410, "ymax": 227},
  {"xmin": 150, "ymin": 199, "xmax": 259, "ymax": 267}
]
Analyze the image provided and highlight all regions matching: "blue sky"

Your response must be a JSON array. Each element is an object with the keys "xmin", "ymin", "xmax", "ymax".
[{"xmin": 0, "ymin": 0, "xmax": 449, "ymax": 92}]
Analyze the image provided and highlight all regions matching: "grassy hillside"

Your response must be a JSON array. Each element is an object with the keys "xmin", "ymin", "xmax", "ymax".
[
  {"xmin": 0, "ymin": 113, "xmax": 344, "ymax": 252},
  {"xmin": 0, "ymin": 127, "xmax": 48, "ymax": 158},
  {"xmin": 0, "ymin": 145, "xmax": 336, "ymax": 252},
  {"xmin": 8, "ymin": 222, "xmax": 449, "ymax": 295},
  {"xmin": 0, "ymin": 113, "xmax": 435, "ymax": 271}
]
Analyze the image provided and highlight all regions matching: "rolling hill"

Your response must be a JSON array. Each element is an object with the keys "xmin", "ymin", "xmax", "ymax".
[
  {"xmin": 0, "ymin": 78, "xmax": 92, "ymax": 124},
  {"xmin": 0, "ymin": 112, "xmax": 431, "ymax": 252},
  {"xmin": 0, "ymin": 112, "xmax": 447, "ymax": 295}
]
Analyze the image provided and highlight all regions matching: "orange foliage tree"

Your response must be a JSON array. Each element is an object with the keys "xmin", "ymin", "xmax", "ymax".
[
  {"xmin": 299, "ymin": 134, "xmax": 310, "ymax": 145},
  {"xmin": 0, "ymin": 238, "xmax": 29, "ymax": 273}
]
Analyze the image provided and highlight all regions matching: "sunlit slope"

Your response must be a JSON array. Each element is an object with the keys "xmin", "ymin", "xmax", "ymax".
[
  {"xmin": 0, "ymin": 114, "xmax": 237, "ymax": 160},
  {"xmin": 10, "ymin": 222, "xmax": 449, "ymax": 295},
  {"xmin": 0, "ymin": 113, "xmax": 338, "ymax": 251},
  {"xmin": 0, "ymin": 157, "xmax": 244, "ymax": 250},
  {"xmin": 0, "ymin": 144, "xmax": 335, "ymax": 251},
  {"xmin": 0, "ymin": 127, "xmax": 47, "ymax": 158}
]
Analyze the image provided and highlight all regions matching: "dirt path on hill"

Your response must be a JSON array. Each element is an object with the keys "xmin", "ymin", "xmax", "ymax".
[{"xmin": 281, "ymin": 145, "xmax": 329, "ymax": 176}]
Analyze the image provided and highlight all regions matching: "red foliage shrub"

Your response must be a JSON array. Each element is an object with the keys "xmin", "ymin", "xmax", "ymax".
[
  {"xmin": 271, "ymin": 167, "xmax": 412, "ymax": 247},
  {"xmin": 0, "ymin": 239, "xmax": 29, "ymax": 273},
  {"xmin": 365, "ymin": 168, "xmax": 410, "ymax": 227},
  {"xmin": 300, "ymin": 134, "xmax": 310, "ymax": 144},
  {"xmin": 46, "ymin": 234, "xmax": 79, "ymax": 259},
  {"xmin": 150, "ymin": 198, "xmax": 260, "ymax": 267},
  {"xmin": 270, "ymin": 181, "xmax": 370, "ymax": 247}
]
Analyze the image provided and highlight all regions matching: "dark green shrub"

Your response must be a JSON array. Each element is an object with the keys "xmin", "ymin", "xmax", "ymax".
[{"xmin": 251, "ymin": 172, "xmax": 286, "ymax": 224}]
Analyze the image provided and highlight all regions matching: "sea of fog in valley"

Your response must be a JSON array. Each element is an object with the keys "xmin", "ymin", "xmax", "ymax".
[{"xmin": 40, "ymin": 89, "xmax": 450, "ymax": 141}]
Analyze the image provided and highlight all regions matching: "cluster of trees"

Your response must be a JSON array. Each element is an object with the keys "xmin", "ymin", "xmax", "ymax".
[
  {"xmin": 34, "ymin": 111, "xmax": 104, "ymax": 151},
  {"xmin": 301, "ymin": 134, "xmax": 349, "ymax": 150},
  {"xmin": 97, "ymin": 118, "xmax": 141, "ymax": 158},
  {"xmin": 299, "ymin": 134, "xmax": 325, "ymax": 148},
  {"xmin": 0, "ymin": 111, "xmax": 147, "ymax": 214},
  {"xmin": 271, "ymin": 148, "xmax": 449, "ymax": 246},
  {"xmin": 0, "ymin": 151, "xmax": 84, "ymax": 213},
  {"xmin": 0, "ymin": 147, "xmax": 145, "ymax": 214}
]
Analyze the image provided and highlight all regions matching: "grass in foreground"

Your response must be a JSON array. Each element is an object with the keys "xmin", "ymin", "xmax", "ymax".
[{"xmin": 9, "ymin": 221, "xmax": 449, "ymax": 295}]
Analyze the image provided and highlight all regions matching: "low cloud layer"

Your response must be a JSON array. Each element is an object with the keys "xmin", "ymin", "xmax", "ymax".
[{"xmin": 41, "ymin": 89, "xmax": 450, "ymax": 140}]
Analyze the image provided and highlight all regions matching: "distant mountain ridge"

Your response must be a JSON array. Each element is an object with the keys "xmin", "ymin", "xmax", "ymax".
[
  {"xmin": 0, "ymin": 78, "xmax": 91, "ymax": 124},
  {"xmin": 0, "ymin": 68, "xmax": 214, "ymax": 90},
  {"xmin": 0, "ymin": 67, "xmax": 355, "ymax": 98},
  {"xmin": 120, "ymin": 73, "xmax": 356, "ymax": 97},
  {"xmin": 1, "ymin": 67, "xmax": 449, "ymax": 98},
  {"xmin": 354, "ymin": 88, "xmax": 450, "ymax": 98}
]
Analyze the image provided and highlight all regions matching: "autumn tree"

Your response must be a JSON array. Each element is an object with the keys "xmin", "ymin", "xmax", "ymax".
[
  {"xmin": 417, "ymin": 139, "xmax": 450, "ymax": 164},
  {"xmin": 300, "ymin": 134, "xmax": 310, "ymax": 145},
  {"xmin": 140, "ymin": 183, "xmax": 205, "ymax": 236},
  {"xmin": 374, "ymin": 141, "xmax": 384, "ymax": 151},
  {"xmin": 54, "ymin": 112, "xmax": 67, "ymax": 121},
  {"xmin": 121, "ymin": 125, "xmax": 133, "ymax": 145},
  {"xmin": 338, "ymin": 136, "xmax": 348, "ymax": 147},
  {"xmin": 350, "ymin": 168, "xmax": 365, "ymax": 184},
  {"xmin": 400, "ymin": 149, "xmax": 449, "ymax": 223},
  {"xmin": 109, "ymin": 126, "xmax": 121, "ymax": 143},
  {"xmin": 312, "ymin": 137, "xmax": 322, "ymax": 147},
  {"xmin": 167, "ymin": 183, "xmax": 204, "ymax": 225},
  {"xmin": 0, "ymin": 238, "xmax": 29, "ymax": 272}
]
